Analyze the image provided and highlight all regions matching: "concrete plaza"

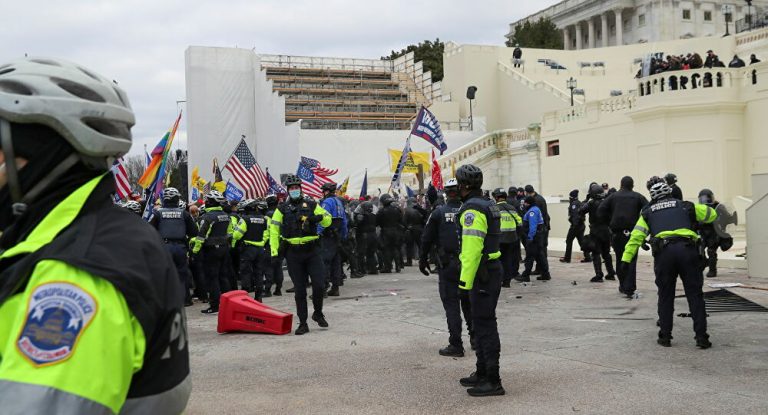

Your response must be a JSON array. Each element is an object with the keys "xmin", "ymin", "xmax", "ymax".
[{"xmin": 186, "ymin": 257, "xmax": 768, "ymax": 415}]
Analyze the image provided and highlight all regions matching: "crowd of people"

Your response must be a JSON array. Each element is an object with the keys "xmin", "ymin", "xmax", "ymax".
[{"xmin": 637, "ymin": 50, "xmax": 761, "ymax": 78}]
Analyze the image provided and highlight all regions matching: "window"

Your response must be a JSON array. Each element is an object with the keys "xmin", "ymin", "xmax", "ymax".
[
  {"xmin": 547, "ymin": 140, "xmax": 560, "ymax": 157},
  {"xmin": 639, "ymin": 14, "xmax": 646, "ymax": 26},
  {"xmin": 704, "ymin": 11, "xmax": 712, "ymax": 21},
  {"xmin": 682, "ymin": 9, "xmax": 691, "ymax": 20}
]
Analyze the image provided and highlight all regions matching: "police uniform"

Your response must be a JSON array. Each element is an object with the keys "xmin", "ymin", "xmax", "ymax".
[
  {"xmin": 623, "ymin": 196, "xmax": 717, "ymax": 345},
  {"xmin": 264, "ymin": 203, "xmax": 285, "ymax": 295},
  {"xmin": 404, "ymin": 204, "xmax": 426, "ymax": 266},
  {"xmin": 458, "ymin": 195, "xmax": 503, "ymax": 385},
  {"xmin": 562, "ymin": 194, "xmax": 589, "ymax": 262},
  {"xmin": 354, "ymin": 205, "xmax": 378, "ymax": 274},
  {"xmin": 421, "ymin": 198, "xmax": 472, "ymax": 351},
  {"xmin": 232, "ymin": 210, "xmax": 270, "ymax": 300},
  {"xmin": 0, "ymin": 175, "xmax": 190, "ymax": 414},
  {"xmin": 376, "ymin": 201, "xmax": 404, "ymax": 273},
  {"xmin": 519, "ymin": 203, "xmax": 550, "ymax": 280},
  {"xmin": 581, "ymin": 193, "xmax": 615, "ymax": 281},
  {"xmin": 319, "ymin": 194, "xmax": 348, "ymax": 293},
  {"xmin": 270, "ymin": 197, "xmax": 332, "ymax": 328},
  {"xmin": 150, "ymin": 205, "xmax": 198, "ymax": 304},
  {"xmin": 191, "ymin": 205, "xmax": 234, "ymax": 312},
  {"xmin": 496, "ymin": 200, "xmax": 522, "ymax": 285}
]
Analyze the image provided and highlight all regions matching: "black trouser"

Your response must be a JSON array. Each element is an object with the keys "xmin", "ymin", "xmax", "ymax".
[
  {"xmin": 611, "ymin": 230, "xmax": 636, "ymax": 293},
  {"xmin": 239, "ymin": 245, "xmax": 267, "ymax": 298},
  {"xmin": 563, "ymin": 224, "xmax": 588, "ymax": 261},
  {"xmin": 380, "ymin": 228, "xmax": 402, "ymax": 272},
  {"xmin": 357, "ymin": 231, "xmax": 378, "ymax": 273},
  {"xmin": 223, "ymin": 247, "xmax": 237, "ymax": 291},
  {"xmin": 165, "ymin": 242, "xmax": 191, "ymax": 304},
  {"xmin": 202, "ymin": 244, "xmax": 230, "ymax": 309},
  {"xmin": 654, "ymin": 241, "xmax": 707, "ymax": 337},
  {"xmin": 499, "ymin": 242, "xmax": 520, "ymax": 282},
  {"xmin": 522, "ymin": 234, "xmax": 549, "ymax": 277},
  {"xmin": 189, "ymin": 253, "xmax": 206, "ymax": 300},
  {"xmin": 438, "ymin": 256, "xmax": 472, "ymax": 348},
  {"xmin": 405, "ymin": 228, "xmax": 423, "ymax": 264},
  {"xmin": 702, "ymin": 236, "xmax": 719, "ymax": 273},
  {"xmin": 264, "ymin": 242, "xmax": 284, "ymax": 292},
  {"xmin": 321, "ymin": 233, "xmax": 342, "ymax": 288},
  {"xmin": 469, "ymin": 259, "xmax": 502, "ymax": 381},
  {"xmin": 286, "ymin": 243, "xmax": 326, "ymax": 324},
  {"xmin": 590, "ymin": 228, "xmax": 614, "ymax": 277}
]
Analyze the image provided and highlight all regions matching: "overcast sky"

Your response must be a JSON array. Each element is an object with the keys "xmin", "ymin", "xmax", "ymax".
[{"xmin": 1, "ymin": 0, "xmax": 559, "ymax": 155}]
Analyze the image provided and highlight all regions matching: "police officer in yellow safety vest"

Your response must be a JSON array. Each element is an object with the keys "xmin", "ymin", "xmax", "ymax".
[
  {"xmin": 0, "ymin": 57, "xmax": 190, "ymax": 414},
  {"xmin": 232, "ymin": 199, "xmax": 270, "ymax": 302},
  {"xmin": 492, "ymin": 188, "xmax": 522, "ymax": 288},
  {"xmin": 270, "ymin": 174, "xmax": 332, "ymax": 335},
  {"xmin": 621, "ymin": 176, "xmax": 717, "ymax": 349},
  {"xmin": 192, "ymin": 190, "xmax": 235, "ymax": 314},
  {"xmin": 455, "ymin": 165, "xmax": 505, "ymax": 397}
]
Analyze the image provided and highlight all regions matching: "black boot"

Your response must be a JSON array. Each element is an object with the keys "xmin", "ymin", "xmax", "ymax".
[
  {"xmin": 273, "ymin": 288, "xmax": 282, "ymax": 296},
  {"xmin": 459, "ymin": 371, "xmax": 486, "ymax": 387},
  {"xmin": 580, "ymin": 257, "xmax": 592, "ymax": 263},
  {"xmin": 201, "ymin": 307, "xmax": 218, "ymax": 314},
  {"xmin": 695, "ymin": 333, "xmax": 712, "ymax": 349},
  {"xmin": 657, "ymin": 332, "xmax": 672, "ymax": 347},
  {"xmin": 312, "ymin": 312, "xmax": 329, "ymax": 327},
  {"xmin": 559, "ymin": 257, "xmax": 570, "ymax": 263},
  {"xmin": 514, "ymin": 274, "xmax": 530, "ymax": 282},
  {"xmin": 706, "ymin": 268, "xmax": 717, "ymax": 278},
  {"xmin": 295, "ymin": 323, "xmax": 309, "ymax": 335},
  {"xmin": 439, "ymin": 344, "xmax": 464, "ymax": 357},
  {"xmin": 590, "ymin": 275, "xmax": 604, "ymax": 283},
  {"xmin": 469, "ymin": 334, "xmax": 477, "ymax": 351},
  {"xmin": 286, "ymin": 286, "xmax": 296, "ymax": 293},
  {"xmin": 327, "ymin": 286, "xmax": 340, "ymax": 297},
  {"xmin": 536, "ymin": 274, "xmax": 551, "ymax": 281},
  {"xmin": 501, "ymin": 280, "xmax": 511, "ymax": 288},
  {"xmin": 262, "ymin": 290, "xmax": 272, "ymax": 298},
  {"xmin": 467, "ymin": 372, "xmax": 505, "ymax": 397},
  {"xmin": 604, "ymin": 273, "xmax": 616, "ymax": 281}
]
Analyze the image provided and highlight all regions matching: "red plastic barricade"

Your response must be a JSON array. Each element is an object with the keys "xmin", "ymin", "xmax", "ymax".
[{"xmin": 217, "ymin": 290, "xmax": 293, "ymax": 335}]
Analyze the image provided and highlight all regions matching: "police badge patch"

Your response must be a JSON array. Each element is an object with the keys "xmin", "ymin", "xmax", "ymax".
[
  {"xmin": 17, "ymin": 282, "xmax": 97, "ymax": 366},
  {"xmin": 464, "ymin": 212, "xmax": 475, "ymax": 226}
]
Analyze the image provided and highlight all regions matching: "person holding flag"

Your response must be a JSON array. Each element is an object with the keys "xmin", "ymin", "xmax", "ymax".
[{"xmin": 269, "ymin": 174, "xmax": 332, "ymax": 335}]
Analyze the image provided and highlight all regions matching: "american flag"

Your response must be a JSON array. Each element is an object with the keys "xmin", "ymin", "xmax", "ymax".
[
  {"xmin": 111, "ymin": 158, "xmax": 131, "ymax": 200},
  {"xmin": 202, "ymin": 181, "xmax": 211, "ymax": 195},
  {"xmin": 297, "ymin": 156, "xmax": 337, "ymax": 199},
  {"xmin": 224, "ymin": 138, "xmax": 269, "ymax": 198}
]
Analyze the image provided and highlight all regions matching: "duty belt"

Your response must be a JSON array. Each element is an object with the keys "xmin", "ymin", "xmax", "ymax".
[{"xmin": 164, "ymin": 239, "xmax": 186, "ymax": 245}]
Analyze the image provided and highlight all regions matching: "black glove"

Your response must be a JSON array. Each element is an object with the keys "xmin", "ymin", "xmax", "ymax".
[
  {"xmin": 308, "ymin": 214, "xmax": 324, "ymax": 224},
  {"xmin": 418, "ymin": 258, "xmax": 431, "ymax": 276}
]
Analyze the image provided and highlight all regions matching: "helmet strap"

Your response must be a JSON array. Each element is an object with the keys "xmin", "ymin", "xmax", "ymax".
[{"xmin": 0, "ymin": 119, "xmax": 23, "ymax": 214}]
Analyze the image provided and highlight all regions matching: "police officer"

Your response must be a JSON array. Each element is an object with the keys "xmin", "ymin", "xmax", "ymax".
[
  {"xmin": 0, "ymin": 57, "xmax": 189, "ymax": 413},
  {"xmin": 232, "ymin": 199, "xmax": 270, "ymax": 301},
  {"xmin": 598, "ymin": 176, "xmax": 648, "ymax": 297},
  {"xmin": 524, "ymin": 185, "xmax": 550, "ymax": 275},
  {"xmin": 516, "ymin": 196, "xmax": 551, "ymax": 282},
  {"xmin": 420, "ymin": 178, "xmax": 473, "ymax": 357},
  {"xmin": 697, "ymin": 189, "xmax": 735, "ymax": 278},
  {"xmin": 404, "ymin": 197, "xmax": 426, "ymax": 267},
  {"xmin": 319, "ymin": 182, "xmax": 347, "ymax": 296},
  {"xmin": 270, "ymin": 174, "xmax": 332, "ymax": 335},
  {"xmin": 454, "ymin": 165, "xmax": 505, "ymax": 397},
  {"xmin": 150, "ymin": 187, "xmax": 199, "ymax": 306},
  {"xmin": 665, "ymin": 173, "xmax": 683, "ymax": 200},
  {"xmin": 122, "ymin": 200, "xmax": 143, "ymax": 215},
  {"xmin": 621, "ymin": 177, "xmax": 717, "ymax": 348},
  {"xmin": 560, "ymin": 189, "xmax": 592, "ymax": 264},
  {"xmin": 264, "ymin": 194, "xmax": 284, "ymax": 296},
  {"xmin": 492, "ymin": 188, "xmax": 522, "ymax": 287},
  {"xmin": 376, "ymin": 194, "xmax": 404, "ymax": 273},
  {"xmin": 355, "ymin": 201, "xmax": 379, "ymax": 275},
  {"xmin": 580, "ymin": 183, "xmax": 616, "ymax": 283},
  {"xmin": 191, "ymin": 190, "xmax": 234, "ymax": 314}
]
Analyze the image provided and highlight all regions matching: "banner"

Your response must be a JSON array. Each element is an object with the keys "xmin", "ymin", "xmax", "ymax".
[
  {"xmin": 390, "ymin": 136, "xmax": 411, "ymax": 189},
  {"xmin": 224, "ymin": 181, "xmax": 244, "ymax": 201},
  {"xmin": 338, "ymin": 176, "xmax": 349, "ymax": 197},
  {"xmin": 387, "ymin": 149, "xmax": 429, "ymax": 174}
]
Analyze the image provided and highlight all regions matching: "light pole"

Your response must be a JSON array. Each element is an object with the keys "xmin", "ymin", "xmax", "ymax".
[
  {"xmin": 745, "ymin": 0, "xmax": 753, "ymax": 30},
  {"xmin": 723, "ymin": 4, "xmax": 733, "ymax": 36},
  {"xmin": 566, "ymin": 77, "xmax": 577, "ymax": 106},
  {"xmin": 466, "ymin": 86, "xmax": 477, "ymax": 131}
]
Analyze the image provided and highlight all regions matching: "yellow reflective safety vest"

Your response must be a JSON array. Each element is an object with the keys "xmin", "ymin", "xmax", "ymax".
[
  {"xmin": 458, "ymin": 197, "xmax": 502, "ymax": 290},
  {"xmin": 0, "ymin": 175, "xmax": 190, "ymax": 414},
  {"xmin": 270, "ymin": 198, "xmax": 332, "ymax": 257}
]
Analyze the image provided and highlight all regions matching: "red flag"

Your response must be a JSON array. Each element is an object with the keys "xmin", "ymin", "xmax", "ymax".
[{"xmin": 431, "ymin": 149, "xmax": 443, "ymax": 190}]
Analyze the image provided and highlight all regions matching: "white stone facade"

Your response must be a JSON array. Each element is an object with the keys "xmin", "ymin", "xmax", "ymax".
[{"xmin": 508, "ymin": 0, "xmax": 768, "ymax": 50}]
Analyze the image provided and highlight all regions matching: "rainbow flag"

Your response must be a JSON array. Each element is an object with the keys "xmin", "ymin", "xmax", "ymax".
[{"xmin": 138, "ymin": 111, "xmax": 182, "ymax": 192}]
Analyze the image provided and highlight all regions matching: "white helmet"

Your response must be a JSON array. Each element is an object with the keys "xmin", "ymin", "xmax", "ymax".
[
  {"xmin": 123, "ymin": 200, "xmax": 142, "ymax": 215},
  {"xmin": 647, "ymin": 177, "xmax": 672, "ymax": 200},
  {"xmin": 205, "ymin": 190, "xmax": 226, "ymax": 204},
  {"xmin": 163, "ymin": 187, "xmax": 181, "ymax": 201},
  {"xmin": 444, "ymin": 178, "xmax": 458, "ymax": 190},
  {"xmin": 0, "ymin": 57, "xmax": 134, "ymax": 165},
  {"xmin": 178, "ymin": 200, "xmax": 187, "ymax": 209}
]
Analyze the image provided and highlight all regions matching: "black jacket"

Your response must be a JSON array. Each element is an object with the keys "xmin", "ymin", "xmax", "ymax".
[
  {"xmin": 670, "ymin": 184, "xmax": 683, "ymax": 201},
  {"xmin": 597, "ymin": 189, "xmax": 649, "ymax": 232}
]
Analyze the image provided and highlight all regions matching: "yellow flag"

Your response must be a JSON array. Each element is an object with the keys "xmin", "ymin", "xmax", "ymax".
[
  {"xmin": 388, "ymin": 149, "xmax": 430, "ymax": 173},
  {"xmin": 213, "ymin": 181, "xmax": 226, "ymax": 193},
  {"xmin": 191, "ymin": 166, "xmax": 200, "ymax": 190},
  {"xmin": 338, "ymin": 176, "xmax": 350, "ymax": 196}
]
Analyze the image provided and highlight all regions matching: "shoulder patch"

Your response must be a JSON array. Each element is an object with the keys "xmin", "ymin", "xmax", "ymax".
[
  {"xmin": 529, "ymin": 211, "xmax": 535, "ymax": 216},
  {"xmin": 17, "ymin": 282, "xmax": 97, "ymax": 367},
  {"xmin": 464, "ymin": 212, "xmax": 475, "ymax": 226}
]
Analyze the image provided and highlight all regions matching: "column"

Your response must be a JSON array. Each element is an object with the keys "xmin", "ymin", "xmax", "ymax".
[
  {"xmin": 575, "ymin": 23, "xmax": 583, "ymax": 50},
  {"xmin": 614, "ymin": 9, "xmax": 623, "ymax": 46},
  {"xmin": 601, "ymin": 13, "xmax": 609, "ymax": 47},
  {"xmin": 563, "ymin": 27, "xmax": 571, "ymax": 50},
  {"xmin": 588, "ymin": 19, "xmax": 596, "ymax": 48}
]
